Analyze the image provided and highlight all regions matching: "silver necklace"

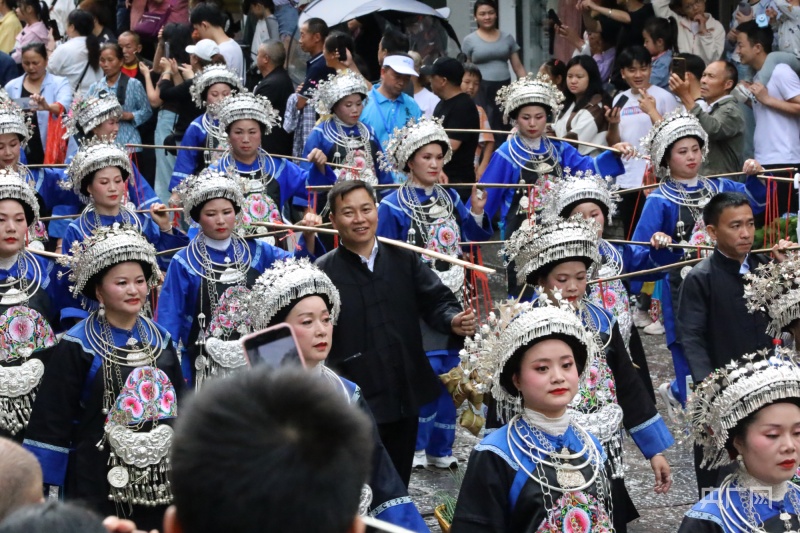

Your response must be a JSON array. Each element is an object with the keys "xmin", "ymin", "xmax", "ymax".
[
  {"xmin": 397, "ymin": 183, "xmax": 455, "ymax": 247},
  {"xmin": 508, "ymin": 133, "xmax": 559, "ymax": 174},
  {"xmin": 78, "ymin": 203, "xmax": 141, "ymax": 238}
]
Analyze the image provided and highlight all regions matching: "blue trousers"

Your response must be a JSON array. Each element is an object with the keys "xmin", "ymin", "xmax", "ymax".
[{"xmin": 415, "ymin": 354, "xmax": 460, "ymax": 458}]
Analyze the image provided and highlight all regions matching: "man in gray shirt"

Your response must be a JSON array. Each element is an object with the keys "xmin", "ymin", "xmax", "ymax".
[{"xmin": 671, "ymin": 60, "xmax": 744, "ymax": 176}]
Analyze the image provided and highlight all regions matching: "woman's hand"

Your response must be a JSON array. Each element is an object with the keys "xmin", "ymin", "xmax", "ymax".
[
  {"xmin": 139, "ymin": 62, "xmax": 150, "ymax": 77},
  {"xmin": 149, "ymin": 203, "xmax": 173, "ymax": 232},
  {"xmin": 742, "ymin": 158, "xmax": 764, "ymax": 176},
  {"xmin": 470, "ymin": 184, "xmax": 487, "ymax": 215},
  {"xmin": 650, "ymin": 232, "xmax": 673, "ymax": 250},
  {"xmin": 29, "ymin": 93, "xmax": 50, "ymax": 112},
  {"xmin": 611, "ymin": 142, "xmax": 636, "ymax": 160},
  {"xmin": 169, "ymin": 191, "xmax": 181, "ymax": 208},
  {"xmin": 650, "ymin": 454, "xmax": 672, "ymax": 494},
  {"xmin": 451, "ymin": 308, "xmax": 476, "ymax": 336},
  {"xmin": 555, "ymin": 25, "xmax": 585, "ymax": 49},
  {"xmin": 178, "ymin": 63, "xmax": 194, "ymax": 80},
  {"xmin": 306, "ymin": 148, "xmax": 328, "ymax": 174},
  {"xmin": 296, "ymin": 211, "xmax": 323, "ymax": 254}
]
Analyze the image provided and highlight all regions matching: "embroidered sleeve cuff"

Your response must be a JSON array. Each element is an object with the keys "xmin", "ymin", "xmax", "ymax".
[
  {"xmin": 629, "ymin": 413, "xmax": 675, "ymax": 459},
  {"xmin": 370, "ymin": 497, "xmax": 429, "ymax": 533},
  {"xmin": 24, "ymin": 439, "xmax": 69, "ymax": 486}
]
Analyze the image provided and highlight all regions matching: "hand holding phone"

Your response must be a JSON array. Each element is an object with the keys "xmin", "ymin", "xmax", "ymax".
[
  {"xmin": 671, "ymin": 57, "xmax": 686, "ymax": 81},
  {"xmin": 613, "ymin": 94, "xmax": 629, "ymax": 111},
  {"xmin": 241, "ymin": 324, "xmax": 306, "ymax": 369},
  {"xmin": 548, "ymin": 8, "xmax": 563, "ymax": 28}
]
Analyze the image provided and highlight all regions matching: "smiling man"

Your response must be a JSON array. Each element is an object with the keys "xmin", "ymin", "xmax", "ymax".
[{"xmin": 316, "ymin": 179, "xmax": 475, "ymax": 488}]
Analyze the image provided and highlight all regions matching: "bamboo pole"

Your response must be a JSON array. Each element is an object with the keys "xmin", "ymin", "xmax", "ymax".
[
  {"xmin": 616, "ymin": 183, "xmax": 659, "ymax": 195},
  {"xmin": 589, "ymin": 258, "xmax": 703, "ymax": 284},
  {"xmin": 250, "ymin": 222, "xmax": 496, "ymax": 274},
  {"xmin": 39, "ymin": 206, "xmax": 185, "ymax": 222},
  {"xmin": 154, "ymin": 224, "xmax": 334, "ymax": 256},
  {"xmin": 442, "ymin": 129, "xmax": 625, "ymax": 155},
  {"xmin": 605, "ymin": 239, "xmax": 714, "ymax": 250},
  {"xmin": 27, "ymin": 248, "xmax": 64, "ymax": 260},
  {"xmin": 306, "ymin": 182, "xmax": 547, "ymax": 191},
  {"xmin": 26, "ymin": 163, "xmax": 68, "ymax": 168}
]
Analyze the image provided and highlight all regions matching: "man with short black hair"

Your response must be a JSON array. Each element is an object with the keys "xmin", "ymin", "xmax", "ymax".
[
  {"xmin": 164, "ymin": 367, "xmax": 373, "ymax": 533},
  {"xmin": 296, "ymin": 17, "xmax": 333, "ymax": 111},
  {"xmin": 423, "ymin": 57, "xmax": 480, "ymax": 201},
  {"xmin": 191, "ymin": 2, "xmax": 244, "ymax": 82},
  {"xmin": 378, "ymin": 28, "xmax": 410, "ymax": 71},
  {"xmin": 255, "ymin": 40, "xmax": 294, "ymax": 155}
]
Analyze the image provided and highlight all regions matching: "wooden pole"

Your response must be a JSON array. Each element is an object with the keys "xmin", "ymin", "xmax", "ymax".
[
  {"xmin": 616, "ymin": 183, "xmax": 659, "ymax": 195},
  {"xmin": 589, "ymin": 258, "xmax": 703, "ymax": 284},
  {"xmin": 26, "ymin": 163, "xmax": 68, "ymax": 168},
  {"xmin": 605, "ymin": 239, "xmax": 715, "ymax": 250},
  {"xmin": 306, "ymin": 182, "xmax": 545, "ymax": 191},
  {"xmin": 250, "ymin": 222, "xmax": 496, "ymax": 274},
  {"xmin": 442, "ymin": 129, "xmax": 625, "ymax": 155},
  {"xmin": 27, "ymin": 248, "xmax": 64, "ymax": 260},
  {"xmin": 39, "ymin": 206, "xmax": 185, "ymax": 221}
]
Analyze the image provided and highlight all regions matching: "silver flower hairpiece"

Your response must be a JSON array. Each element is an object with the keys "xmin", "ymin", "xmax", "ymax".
[
  {"xmin": 378, "ymin": 115, "xmax": 452, "ymax": 176},
  {"xmin": 0, "ymin": 99, "xmax": 32, "ymax": 146},
  {"xmin": 744, "ymin": 252, "xmax": 800, "ymax": 337},
  {"xmin": 310, "ymin": 69, "xmax": 370, "ymax": 116},
  {"xmin": 639, "ymin": 110, "xmax": 709, "ymax": 178},
  {"xmin": 0, "ymin": 167, "xmax": 39, "ymax": 226},
  {"xmin": 189, "ymin": 64, "xmax": 243, "ymax": 108},
  {"xmin": 63, "ymin": 91, "xmax": 123, "ymax": 138},
  {"xmin": 175, "ymin": 167, "xmax": 245, "ymax": 222},
  {"xmin": 210, "ymin": 91, "xmax": 281, "ymax": 136},
  {"xmin": 62, "ymin": 137, "xmax": 132, "ymax": 204},
  {"xmin": 496, "ymin": 73, "xmax": 564, "ymax": 124},
  {"xmin": 541, "ymin": 169, "xmax": 620, "ymax": 223}
]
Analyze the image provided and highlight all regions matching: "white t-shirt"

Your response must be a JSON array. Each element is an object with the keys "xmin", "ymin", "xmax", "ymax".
[
  {"xmin": 753, "ymin": 63, "xmax": 800, "ymax": 164},
  {"xmin": 414, "ymin": 87, "xmax": 440, "ymax": 118},
  {"xmin": 251, "ymin": 20, "xmax": 270, "ymax": 62},
  {"xmin": 218, "ymin": 38, "xmax": 245, "ymax": 84},
  {"xmin": 612, "ymin": 85, "xmax": 679, "ymax": 187}
]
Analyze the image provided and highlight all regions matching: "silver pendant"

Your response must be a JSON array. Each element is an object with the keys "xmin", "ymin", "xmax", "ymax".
[
  {"xmin": 246, "ymin": 179, "xmax": 264, "ymax": 193},
  {"xmin": 698, "ymin": 197, "xmax": 710, "ymax": 207},
  {"xmin": 681, "ymin": 265, "xmax": 693, "ymax": 279},
  {"xmin": 428, "ymin": 204, "xmax": 446, "ymax": 219},
  {"xmin": 0, "ymin": 288, "xmax": 25, "ymax": 306},
  {"xmin": 556, "ymin": 457, "xmax": 586, "ymax": 490},
  {"xmin": 219, "ymin": 267, "xmax": 245, "ymax": 284},
  {"xmin": 519, "ymin": 196, "xmax": 530, "ymax": 210},
  {"xmin": 107, "ymin": 466, "xmax": 129, "ymax": 488},
  {"xmin": 358, "ymin": 484, "xmax": 373, "ymax": 516},
  {"xmin": 126, "ymin": 352, "xmax": 148, "ymax": 365}
]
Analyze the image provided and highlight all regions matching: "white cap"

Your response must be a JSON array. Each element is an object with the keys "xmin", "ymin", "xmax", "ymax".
[
  {"xmin": 382, "ymin": 55, "xmax": 418, "ymax": 77},
  {"xmin": 186, "ymin": 39, "xmax": 221, "ymax": 62}
]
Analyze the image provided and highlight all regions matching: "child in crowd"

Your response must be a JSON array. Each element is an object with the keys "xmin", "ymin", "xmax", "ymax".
[
  {"xmin": 643, "ymin": 17, "xmax": 678, "ymax": 89},
  {"xmin": 461, "ymin": 63, "xmax": 495, "ymax": 180}
]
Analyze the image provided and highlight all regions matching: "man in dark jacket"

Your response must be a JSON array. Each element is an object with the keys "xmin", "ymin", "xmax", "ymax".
[
  {"xmin": 253, "ymin": 40, "xmax": 294, "ymax": 156},
  {"xmin": 317, "ymin": 180, "xmax": 475, "ymax": 487}
]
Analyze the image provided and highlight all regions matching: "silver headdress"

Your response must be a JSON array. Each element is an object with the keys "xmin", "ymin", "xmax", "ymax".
[
  {"xmin": 310, "ymin": 69, "xmax": 370, "ymax": 116},
  {"xmin": 689, "ymin": 349, "xmax": 800, "ymax": 469},
  {"xmin": 175, "ymin": 167, "xmax": 245, "ymax": 222},
  {"xmin": 503, "ymin": 215, "xmax": 601, "ymax": 286},
  {"xmin": 496, "ymin": 73, "xmax": 564, "ymax": 124},
  {"xmin": 541, "ymin": 169, "xmax": 620, "ymax": 223},
  {"xmin": 744, "ymin": 252, "xmax": 800, "ymax": 337},
  {"xmin": 640, "ymin": 110, "xmax": 709, "ymax": 178},
  {"xmin": 0, "ymin": 99, "xmax": 32, "ymax": 146},
  {"xmin": 458, "ymin": 293, "xmax": 597, "ymax": 421},
  {"xmin": 378, "ymin": 116, "xmax": 452, "ymax": 175},
  {"xmin": 0, "ymin": 167, "xmax": 39, "ymax": 226},
  {"xmin": 62, "ymin": 138, "xmax": 132, "ymax": 204},
  {"xmin": 189, "ymin": 64, "xmax": 244, "ymax": 108},
  {"xmin": 58, "ymin": 223, "xmax": 161, "ymax": 299},
  {"xmin": 63, "ymin": 92, "xmax": 123, "ymax": 138},
  {"xmin": 247, "ymin": 258, "xmax": 341, "ymax": 329},
  {"xmin": 210, "ymin": 91, "xmax": 281, "ymax": 136}
]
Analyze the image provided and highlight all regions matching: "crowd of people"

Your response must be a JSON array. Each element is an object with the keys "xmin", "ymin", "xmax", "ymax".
[{"xmin": 0, "ymin": 0, "xmax": 799, "ymax": 532}]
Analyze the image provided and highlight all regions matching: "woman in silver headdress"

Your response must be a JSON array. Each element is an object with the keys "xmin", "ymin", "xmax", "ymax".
[
  {"xmin": 451, "ymin": 298, "xmax": 614, "ymax": 532},
  {"xmin": 23, "ymin": 225, "xmax": 182, "ymax": 531},
  {"xmin": 168, "ymin": 64, "xmax": 243, "ymax": 205},
  {"xmin": 207, "ymin": 91, "xmax": 330, "ymax": 237},
  {"xmin": 0, "ymin": 168, "xmax": 58, "ymax": 442},
  {"xmin": 375, "ymin": 115, "xmax": 492, "ymax": 469},
  {"xmin": 632, "ymin": 110, "xmax": 769, "ymax": 409},
  {"xmin": 157, "ymin": 169, "xmax": 322, "ymax": 389},
  {"xmin": 678, "ymin": 350, "xmax": 800, "ymax": 532},
  {"xmin": 744, "ymin": 251, "xmax": 800, "ymax": 350},
  {"xmin": 302, "ymin": 69, "xmax": 394, "ymax": 213},
  {"xmin": 244, "ymin": 257, "xmax": 429, "ymax": 533},
  {"xmin": 504, "ymin": 215, "xmax": 674, "ymax": 532}
]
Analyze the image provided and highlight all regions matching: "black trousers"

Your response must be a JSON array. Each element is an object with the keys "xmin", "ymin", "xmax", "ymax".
[{"xmin": 377, "ymin": 416, "xmax": 419, "ymax": 488}]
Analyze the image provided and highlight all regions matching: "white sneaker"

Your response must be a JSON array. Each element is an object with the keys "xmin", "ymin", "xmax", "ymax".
[
  {"xmin": 658, "ymin": 382, "xmax": 683, "ymax": 423},
  {"xmin": 633, "ymin": 309, "xmax": 654, "ymax": 328},
  {"xmin": 643, "ymin": 321, "xmax": 665, "ymax": 335},
  {"xmin": 412, "ymin": 450, "xmax": 427, "ymax": 469},
  {"xmin": 427, "ymin": 455, "xmax": 458, "ymax": 469}
]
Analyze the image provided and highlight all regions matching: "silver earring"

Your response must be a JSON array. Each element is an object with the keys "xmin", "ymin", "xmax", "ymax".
[
  {"xmin": 736, "ymin": 454, "xmax": 745, "ymax": 468},
  {"xmin": 98, "ymin": 303, "xmax": 105, "ymax": 317}
]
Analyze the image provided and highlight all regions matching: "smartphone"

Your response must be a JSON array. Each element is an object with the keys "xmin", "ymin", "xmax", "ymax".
[
  {"xmin": 337, "ymin": 37, "xmax": 347, "ymax": 62},
  {"xmin": 671, "ymin": 57, "xmax": 687, "ymax": 81},
  {"xmin": 613, "ymin": 94, "xmax": 629, "ymax": 110},
  {"xmin": 548, "ymin": 8, "xmax": 562, "ymax": 27},
  {"xmin": 164, "ymin": 41, "xmax": 170, "ymax": 59},
  {"xmin": 12, "ymin": 98, "xmax": 32, "ymax": 110},
  {"xmin": 241, "ymin": 323, "xmax": 306, "ymax": 369}
]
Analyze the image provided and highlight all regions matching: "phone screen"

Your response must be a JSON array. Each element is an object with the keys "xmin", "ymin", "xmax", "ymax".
[
  {"xmin": 241, "ymin": 324, "xmax": 305, "ymax": 369},
  {"xmin": 671, "ymin": 58, "xmax": 686, "ymax": 81},
  {"xmin": 613, "ymin": 94, "xmax": 629, "ymax": 110}
]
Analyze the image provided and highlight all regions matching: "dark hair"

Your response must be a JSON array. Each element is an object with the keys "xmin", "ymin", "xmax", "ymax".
[
  {"xmin": 473, "ymin": 0, "xmax": 498, "ymax": 21},
  {"xmin": 85, "ymin": 260, "xmax": 153, "ymax": 300},
  {"xmin": 463, "ymin": 62, "xmax": 482, "ymax": 82},
  {"xmin": 270, "ymin": 293, "xmax": 333, "ymax": 326},
  {"xmin": 738, "ymin": 20, "xmax": 774, "ymax": 54},
  {"xmin": 720, "ymin": 60, "xmax": 739, "ymax": 88},
  {"xmin": 643, "ymin": 16, "xmax": 678, "ymax": 52},
  {"xmin": 247, "ymin": 0, "xmax": 275, "ymax": 9},
  {"xmin": 82, "ymin": 164, "xmax": 130, "ymax": 200},
  {"xmin": 68, "ymin": 10, "xmax": 100, "ymax": 70},
  {"xmin": 675, "ymin": 53, "xmax": 705, "ymax": 81},
  {"xmin": 100, "ymin": 42, "xmax": 123, "ymax": 60},
  {"xmin": 20, "ymin": 42, "xmax": 47, "ymax": 60},
  {"xmin": 531, "ymin": 256, "xmax": 594, "ymax": 288},
  {"xmin": 18, "ymin": 0, "xmax": 50, "ymax": 24},
  {"xmin": 170, "ymin": 367, "xmax": 373, "ymax": 533},
  {"xmin": 190, "ymin": 196, "xmax": 240, "ymax": 224},
  {"xmin": 498, "ymin": 333, "xmax": 589, "ymax": 400},
  {"xmin": 725, "ymin": 399, "xmax": 800, "ymax": 458},
  {"xmin": 617, "ymin": 45, "xmax": 652, "ymax": 69},
  {"xmin": 702, "ymin": 191, "xmax": 750, "ymax": 226},
  {"xmin": 190, "ymin": 2, "xmax": 226, "ymax": 28},
  {"xmin": 324, "ymin": 31, "xmax": 355, "ymax": 58},
  {"xmin": 510, "ymin": 102, "xmax": 552, "ymax": 122},
  {"xmin": 559, "ymin": 199, "xmax": 609, "ymax": 222},
  {"xmin": 661, "ymin": 135, "xmax": 705, "ymax": 169},
  {"xmin": 380, "ymin": 27, "xmax": 409, "ymax": 55},
  {"xmin": 303, "ymin": 17, "xmax": 329, "ymax": 40},
  {"xmin": 77, "ymin": 0, "xmax": 111, "ymax": 26},
  {"xmin": 541, "ymin": 57, "xmax": 567, "ymax": 88},
  {"xmin": 0, "ymin": 502, "xmax": 106, "ymax": 533},
  {"xmin": 560, "ymin": 55, "xmax": 611, "ymax": 118},
  {"xmin": 329, "ymin": 179, "xmax": 376, "ymax": 214},
  {"xmin": 164, "ymin": 23, "xmax": 195, "ymax": 65},
  {"xmin": 1, "ymin": 0, "xmax": 17, "ymax": 10}
]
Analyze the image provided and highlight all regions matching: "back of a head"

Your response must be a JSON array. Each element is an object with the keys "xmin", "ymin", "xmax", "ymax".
[
  {"xmin": 170, "ymin": 367, "xmax": 374, "ymax": 533},
  {"xmin": 0, "ymin": 438, "xmax": 43, "ymax": 523},
  {"xmin": 67, "ymin": 9, "xmax": 94, "ymax": 37},
  {"xmin": 381, "ymin": 27, "xmax": 409, "ymax": 56},
  {"xmin": 0, "ymin": 502, "xmax": 105, "ymax": 533},
  {"xmin": 190, "ymin": 2, "xmax": 226, "ymax": 28},
  {"xmin": 675, "ymin": 53, "xmax": 705, "ymax": 82}
]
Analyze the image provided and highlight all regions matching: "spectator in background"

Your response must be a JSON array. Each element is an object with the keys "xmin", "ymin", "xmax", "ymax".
[
  {"xmin": 737, "ymin": 20, "xmax": 800, "ymax": 219},
  {"xmin": 671, "ymin": 59, "xmax": 744, "ymax": 175},
  {"xmin": 243, "ymin": 0, "xmax": 278, "ymax": 70},
  {"xmin": 117, "ymin": 31, "xmax": 149, "ymax": 80},
  {"xmin": 670, "ymin": 53, "xmax": 707, "ymax": 112},
  {"xmin": 48, "ymin": 9, "xmax": 102, "ymax": 94},
  {"xmin": 424, "ymin": 57, "xmax": 480, "ymax": 201},
  {"xmin": 11, "ymin": 0, "xmax": 52, "ymax": 64},
  {"xmin": 769, "ymin": 0, "xmax": 800, "ymax": 54},
  {"xmin": 409, "ymin": 50, "xmax": 439, "ymax": 118},
  {"xmin": 538, "ymin": 57, "xmax": 568, "ymax": 95},
  {"xmin": 0, "ymin": 0, "xmax": 21, "ymax": 54},
  {"xmin": 273, "ymin": 0, "xmax": 299, "ymax": 51},
  {"xmin": 254, "ymin": 40, "xmax": 294, "ymax": 156},
  {"xmin": 578, "ymin": 0, "xmax": 654, "ymax": 50},
  {"xmin": 462, "ymin": 0, "xmax": 526, "ymax": 144},
  {"xmin": 296, "ymin": 17, "xmax": 333, "ymax": 111},
  {"xmin": 376, "ymin": 27, "xmax": 410, "ymax": 84},
  {"xmin": 461, "ymin": 62, "xmax": 494, "ymax": 180},
  {"xmin": 78, "ymin": 0, "xmax": 115, "ymax": 43},
  {"xmin": 0, "ymin": 51, "xmax": 15, "ymax": 85},
  {"xmin": 5, "ymin": 43, "xmax": 72, "ymax": 165},
  {"xmin": 322, "ymin": 32, "xmax": 369, "ymax": 80},
  {"xmin": 165, "ymin": 367, "xmax": 373, "ymax": 533},
  {"xmin": 0, "ymin": 438, "xmax": 43, "ymax": 523},
  {"xmin": 643, "ymin": 16, "xmax": 678, "ymax": 89},
  {"xmin": 553, "ymin": 55, "xmax": 611, "ymax": 157},
  {"xmin": 191, "ymin": 2, "xmax": 244, "ymax": 83},
  {"xmin": 557, "ymin": 21, "xmax": 618, "ymax": 84},
  {"xmin": 652, "ymin": 0, "xmax": 724, "ymax": 66}
]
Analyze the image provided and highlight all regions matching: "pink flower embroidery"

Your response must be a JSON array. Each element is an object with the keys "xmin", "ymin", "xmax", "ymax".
[{"xmin": 8, "ymin": 316, "xmax": 34, "ymax": 342}]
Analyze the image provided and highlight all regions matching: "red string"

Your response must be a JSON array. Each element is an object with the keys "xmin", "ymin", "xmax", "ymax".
[
  {"xmin": 598, "ymin": 279, "xmax": 607, "ymax": 309},
  {"xmin": 627, "ymin": 191, "xmax": 642, "ymax": 240},
  {"xmin": 786, "ymin": 179, "xmax": 792, "ymax": 239},
  {"xmin": 150, "ymin": 287, "xmax": 159, "ymax": 320}
]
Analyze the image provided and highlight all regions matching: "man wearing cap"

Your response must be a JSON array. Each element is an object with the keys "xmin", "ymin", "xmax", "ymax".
[
  {"xmin": 360, "ymin": 54, "xmax": 423, "ymax": 152},
  {"xmin": 424, "ymin": 57, "xmax": 480, "ymax": 201}
]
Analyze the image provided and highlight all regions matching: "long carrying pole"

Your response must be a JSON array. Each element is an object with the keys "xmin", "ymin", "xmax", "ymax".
[
  {"xmin": 442, "ymin": 128, "xmax": 624, "ymax": 155},
  {"xmin": 250, "ymin": 222, "xmax": 496, "ymax": 274}
]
